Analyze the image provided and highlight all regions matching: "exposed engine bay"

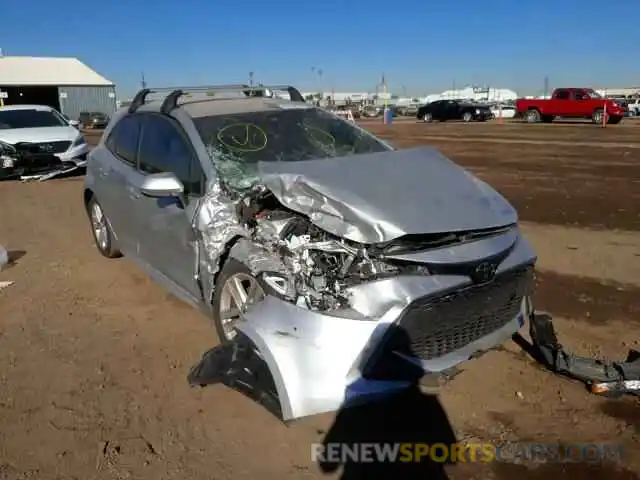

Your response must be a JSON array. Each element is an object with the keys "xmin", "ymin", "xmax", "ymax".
[
  {"xmin": 229, "ymin": 185, "xmax": 404, "ymax": 311},
  {"xmin": 210, "ymin": 181, "xmax": 506, "ymax": 313},
  {"xmin": 0, "ymin": 140, "xmax": 78, "ymax": 181}
]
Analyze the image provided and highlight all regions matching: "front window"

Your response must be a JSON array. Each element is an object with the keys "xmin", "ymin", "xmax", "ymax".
[
  {"xmin": 193, "ymin": 107, "xmax": 391, "ymax": 190},
  {"xmin": 585, "ymin": 89, "xmax": 602, "ymax": 99},
  {"xmin": 0, "ymin": 109, "xmax": 67, "ymax": 129}
]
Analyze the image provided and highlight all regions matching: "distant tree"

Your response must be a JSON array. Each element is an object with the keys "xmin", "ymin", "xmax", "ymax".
[{"xmin": 206, "ymin": 91, "xmax": 216, "ymax": 97}]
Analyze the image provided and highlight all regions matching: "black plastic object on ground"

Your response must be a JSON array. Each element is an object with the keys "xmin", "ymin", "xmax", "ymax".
[
  {"xmin": 187, "ymin": 333, "xmax": 283, "ymax": 418},
  {"xmin": 519, "ymin": 312, "xmax": 640, "ymax": 397}
]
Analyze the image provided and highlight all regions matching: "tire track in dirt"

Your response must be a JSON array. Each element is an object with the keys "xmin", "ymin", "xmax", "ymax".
[
  {"xmin": 363, "ymin": 126, "xmax": 640, "ymax": 231},
  {"xmin": 389, "ymin": 135, "xmax": 640, "ymax": 149},
  {"xmin": 365, "ymin": 121, "xmax": 640, "ymax": 144}
]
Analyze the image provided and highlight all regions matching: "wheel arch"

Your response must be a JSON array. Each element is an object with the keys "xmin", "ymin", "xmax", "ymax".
[{"xmin": 83, "ymin": 188, "xmax": 94, "ymax": 212}]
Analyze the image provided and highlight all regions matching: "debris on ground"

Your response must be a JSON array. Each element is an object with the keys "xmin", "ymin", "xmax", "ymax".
[
  {"xmin": 20, "ymin": 165, "xmax": 79, "ymax": 182},
  {"xmin": 0, "ymin": 281, "xmax": 14, "ymax": 292},
  {"xmin": 519, "ymin": 312, "xmax": 640, "ymax": 397}
]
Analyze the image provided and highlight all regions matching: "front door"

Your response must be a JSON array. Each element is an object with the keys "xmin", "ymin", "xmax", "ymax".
[{"xmin": 133, "ymin": 113, "xmax": 206, "ymax": 300}]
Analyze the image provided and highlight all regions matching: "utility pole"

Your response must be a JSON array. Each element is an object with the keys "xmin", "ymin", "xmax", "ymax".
[
  {"xmin": 141, "ymin": 72, "xmax": 147, "ymax": 89},
  {"xmin": 543, "ymin": 75, "xmax": 549, "ymax": 98},
  {"xmin": 249, "ymin": 71, "xmax": 254, "ymax": 87}
]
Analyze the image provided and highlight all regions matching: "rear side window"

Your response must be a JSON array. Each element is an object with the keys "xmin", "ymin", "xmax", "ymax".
[
  {"xmin": 555, "ymin": 90, "xmax": 570, "ymax": 100},
  {"xmin": 138, "ymin": 115, "xmax": 203, "ymax": 196},
  {"xmin": 105, "ymin": 115, "xmax": 142, "ymax": 165}
]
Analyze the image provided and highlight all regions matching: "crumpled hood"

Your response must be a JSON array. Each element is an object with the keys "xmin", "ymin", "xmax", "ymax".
[
  {"xmin": 257, "ymin": 146, "xmax": 517, "ymax": 244},
  {"xmin": 0, "ymin": 126, "xmax": 79, "ymax": 145}
]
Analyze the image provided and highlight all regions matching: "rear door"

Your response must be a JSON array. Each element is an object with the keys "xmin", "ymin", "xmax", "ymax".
[
  {"xmin": 572, "ymin": 89, "xmax": 592, "ymax": 116},
  {"xmin": 552, "ymin": 89, "xmax": 572, "ymax": 116},
  {"xmin": 132, "ymin": 113, "xmax": 206, "ymax": 298},
  {"xmin": 94, "ymin": 114, "xmax": 143, "ymax": 254}
]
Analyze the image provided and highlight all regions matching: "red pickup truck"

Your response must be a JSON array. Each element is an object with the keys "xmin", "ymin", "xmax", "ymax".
[{"xmin": 515, "ymin": 88, "xmax": 626, "ymax": 125}]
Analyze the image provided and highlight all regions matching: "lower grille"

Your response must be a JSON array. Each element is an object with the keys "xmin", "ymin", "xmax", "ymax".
[
  {"xmin": 385, "ymin": 267, "xmax": 534, "ymax": 361},
  {"xmin": 32, "ymin": 141, "xmax": 71, "ymax": 154}
]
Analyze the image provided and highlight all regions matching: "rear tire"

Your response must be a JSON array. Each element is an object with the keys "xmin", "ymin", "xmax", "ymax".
[
  {"xmin": 87, "ymin": 197, "xmax": 121, "ymax": 258},
  {"xmin": 422, "ymin": 112, "xmax": 433, "ymax": 122},
  {"xmin": 526, "ymin": 109, "xmax": 541, "ymax": 123}
]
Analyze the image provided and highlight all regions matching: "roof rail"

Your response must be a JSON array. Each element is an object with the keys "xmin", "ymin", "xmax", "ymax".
[
  {"xmin": 127, "ymin": 84, "xmax": 306, "ymax": 114},
  {"xmin": 128, "ymin": 88, "xmax": 151, "ymax": 114}
]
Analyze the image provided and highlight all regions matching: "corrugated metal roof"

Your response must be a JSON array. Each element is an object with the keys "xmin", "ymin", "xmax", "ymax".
[{"xmin": 0, "ymin": 56, "xmax": 113, "ymax": 86}]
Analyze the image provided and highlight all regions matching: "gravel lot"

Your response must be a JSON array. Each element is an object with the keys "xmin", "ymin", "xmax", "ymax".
[{"xmin": 0, "ymin": 120, "xmax": 638, "ymax": 479}]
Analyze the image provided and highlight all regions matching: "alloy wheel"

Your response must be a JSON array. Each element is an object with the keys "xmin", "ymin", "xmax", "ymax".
[
  {"xmin": 218, "ymin": 273, "xmax": 265, "ymax": 341},
  {"xmin": 91, "ymin": 202, "xmax": 108, "ymax": 251}
]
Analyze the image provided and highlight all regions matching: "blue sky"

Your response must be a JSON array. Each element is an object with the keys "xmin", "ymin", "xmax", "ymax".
[{"xmin": 1, "ymin": 0, "xmax": 637, "ymax": 98}]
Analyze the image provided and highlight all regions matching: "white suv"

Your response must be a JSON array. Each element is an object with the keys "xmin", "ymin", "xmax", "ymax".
[{"xmin": 0, "ymin": 104, "xmax": 89, "ymax": 166}]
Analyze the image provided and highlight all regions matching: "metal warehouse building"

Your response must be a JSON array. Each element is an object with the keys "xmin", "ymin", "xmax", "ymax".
[{"xmin": 0, "ymin": 55, "xmax": 117, "ymax": 120}]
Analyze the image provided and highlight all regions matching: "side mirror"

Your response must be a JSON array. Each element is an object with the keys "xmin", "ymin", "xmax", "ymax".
[
  {"xmin": 138, "ymin": 172, "xmax": 184, "ymax": 197},
  {"xmin": 69, "ymin": 119, "xmax": 80, "ymax": 127}
]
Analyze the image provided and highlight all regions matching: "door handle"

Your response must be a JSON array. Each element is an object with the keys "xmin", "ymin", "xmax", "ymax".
[{"xmin": 127, "ymin": 185, "xmax": 142, "ymax": 199}]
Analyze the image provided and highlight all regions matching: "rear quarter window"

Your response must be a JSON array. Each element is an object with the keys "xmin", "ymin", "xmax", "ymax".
[{"xmin": 105, "ymin": 115, "xmax": 141, "ymax": 165}]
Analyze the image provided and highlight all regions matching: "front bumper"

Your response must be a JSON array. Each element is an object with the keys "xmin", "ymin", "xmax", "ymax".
[
  {"xmin": 57, "ymin": 143, "xmax": 90, "ymax": 167},
  {"xmin": 233, "ymin": 229, "xmax": 537, "ymax": 421}
]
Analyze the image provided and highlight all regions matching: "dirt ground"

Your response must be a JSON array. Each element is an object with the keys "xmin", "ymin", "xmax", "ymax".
[{"xmin": 0, "ymin": 120, "xmax": 638, "ymax": 479}]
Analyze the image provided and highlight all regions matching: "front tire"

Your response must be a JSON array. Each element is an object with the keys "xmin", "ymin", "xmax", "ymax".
[
  {"xmin": 88, "ymin": 198, "xmax": 121, "ymax": 258},
  {"xmin": 592, "ymin": 109, "xmax": 604, "ymax": 124},
  {"xmin": 212, "ymin": 258, "xmax": 266, "ymax": 344},
  {"xmin": 462, "ymin": 112, "xmax": 473, "ymax": 122}
]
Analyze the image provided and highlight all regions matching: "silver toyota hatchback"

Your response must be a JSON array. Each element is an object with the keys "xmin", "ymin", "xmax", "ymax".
[{"xmin": 84, "ymin": 84, "xmax": 537, "ymax": 421}]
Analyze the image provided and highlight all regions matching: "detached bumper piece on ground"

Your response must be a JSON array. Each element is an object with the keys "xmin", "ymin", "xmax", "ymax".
[
  {"xmin": 189, "ymin": 311, "xmax": 639, "ymax": 422},
  {"xmin": 522, "ymin": 312, "xmax": 640, "ymax": 397},
  {"xmin": 0, "ymin": 140, "xmax": 79, "ymax": 182},
  {"xmin": 188, "ymin": 333, "xmax": 283, "ymax": 419}
]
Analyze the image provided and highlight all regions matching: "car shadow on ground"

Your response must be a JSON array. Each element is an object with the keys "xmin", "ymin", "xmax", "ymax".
[{"xmin": 316, "ymin": 325, "xmax": 458, "ymax": 479}]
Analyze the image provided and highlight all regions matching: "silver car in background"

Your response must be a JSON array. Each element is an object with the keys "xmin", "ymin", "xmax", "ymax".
[{"xmin": 83, "ymin": 84, "xmax": 537, "ymax": 421}]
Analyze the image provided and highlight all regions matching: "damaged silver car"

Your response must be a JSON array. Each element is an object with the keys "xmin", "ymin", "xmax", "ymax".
[{"xmin": 84, "ymin": 84, "xmax": 537, "ymax": 421}]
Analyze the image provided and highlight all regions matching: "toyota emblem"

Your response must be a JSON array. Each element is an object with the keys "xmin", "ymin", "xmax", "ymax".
[
  {"xmin": 472, "ymin": 262, "xmax": 497, "ymax": 284},
  {"xmin": 39, "ymin": 144, "xmax": 54, "ymax": 152}
]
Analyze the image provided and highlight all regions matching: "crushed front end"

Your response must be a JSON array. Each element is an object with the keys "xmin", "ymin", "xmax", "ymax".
[
  {"xmin": 190, "ymin": 172, "xmax": 537, "ymax": 421},
  {"xmin": 0, "ymin": 140, "xmax": 78, "ymax": 181}
]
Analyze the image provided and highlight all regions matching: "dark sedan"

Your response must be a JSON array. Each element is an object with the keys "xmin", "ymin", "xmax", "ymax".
[
  {"xmin": 417, "ymin": 100, "xmax": 492, "ymax": 122},
  {"xmin": 78, "ymin": 111, "xmax": 110, "ymax": 129}
]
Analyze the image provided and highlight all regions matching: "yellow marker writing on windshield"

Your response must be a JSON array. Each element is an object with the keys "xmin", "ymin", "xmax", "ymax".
[
  {"xmin": 217, "ymin": 123, "xmax": 268, "ymax": 152},
  {"xmin": 303, "ymin": 124, "xmax": 335, "ymax": 147}
]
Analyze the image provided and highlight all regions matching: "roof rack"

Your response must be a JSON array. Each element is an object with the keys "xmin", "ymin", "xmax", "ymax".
[{"xmin": 127, "ymin": 84, "xmax": 306, "ymax": 114}]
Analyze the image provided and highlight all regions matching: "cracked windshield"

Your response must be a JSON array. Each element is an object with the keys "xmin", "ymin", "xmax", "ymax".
[{"xmin": 193, "ymin": 107, "xmax": 390, "ymax": 190}]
